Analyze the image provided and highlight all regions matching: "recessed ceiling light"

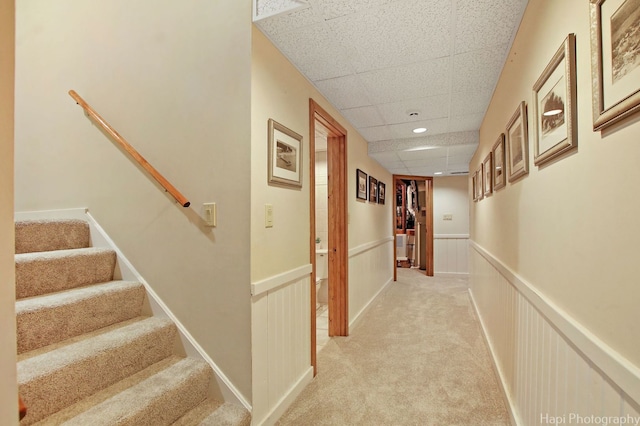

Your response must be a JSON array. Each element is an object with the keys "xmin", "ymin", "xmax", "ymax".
[
  {"xmin": 434, "ymin": 172, "xmax": 443, "ymax": 175},
  {"xmin": 413, "ymin": 127, "xmax": 427, "ymax": 134}
]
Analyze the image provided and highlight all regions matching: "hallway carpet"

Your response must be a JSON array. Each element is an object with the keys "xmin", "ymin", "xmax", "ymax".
[{"xmin": 277, "ymin": 268, "xmax": 510, "ymax": 426}]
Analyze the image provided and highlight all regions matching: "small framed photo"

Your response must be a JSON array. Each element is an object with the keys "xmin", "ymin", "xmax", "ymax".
[
  {"xmin": 483, "ymin": 152, "xmax": 493, "ymax": 197},
  {"xmin": 268, "ymin": 119, "xmax": 303, "ymax": 188},
  {"xmin": 472, "ymin": 172, "xmax": 479, "ymax": 202},
  {"xmin": 356, "ymin": 169, "xmax": 368, "ymax": 200},
  {"xmin": 506, "ymin": 101, "xmax": 529, "ymax": 182},
  {"xmin": 590, "ymin": 0, "xmax": 640, "ymax": 131},
  {"xmin": 369, "ymin": 176, "xmax": 378, "ymax": 203},
  {"xmin": 492, "ymin": 134, "xmax": 506, "ymax": 191},
  {"xmin": 533, "ymin": 34, "xmax": 577, "ymax": 166},
  {"xmin": 378, "ymin": 181, "xmax": 386, "ymax": 204},
  {"xmin": 474, "ymin": 168, "xmax": 484, "ymax": 201}
]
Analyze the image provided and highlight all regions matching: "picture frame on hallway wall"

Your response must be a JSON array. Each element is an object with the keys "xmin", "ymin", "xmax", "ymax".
[
  {"xmin": 356, "ymin": 169, "xmax": 368, "ymax": 200},
  {"xmin": 268, "ymin": 118, "xmax": 303, "ymax": 189},
  {"xmin": 506, "ymin": 101, "xmax": 529, "ymax": 182},
  {"xmin": 590, "ymin": 0, "xmax": 640, "ymax": 131},
  {"xmin": 533, "ymin": 34, "xmax": 578, "ymax": 166},
  {"xmin": 483, "ymin": 152, "xmax": 493, "ymax": 197},
  {"xmin": 492, "ymin": 134, "xmax": 506, "ymax": 191},
  {"xmin": 369, "ymin": 176, "xmax": 378, "ymax": 203},
  {"xmin": 474, "ymin": 167, "xmax": 484, "ymax": 201},
  {"xmin": 378, "ymin": 181, "xmax": 386, "ymax": 204},
  {"xmin": 472, "ymin": 172, "xmax": 479, "ymax": 202}
]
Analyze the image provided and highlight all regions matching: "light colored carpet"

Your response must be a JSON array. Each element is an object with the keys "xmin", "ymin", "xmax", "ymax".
[{"xmin": 277, "ymin": 268, "xmax": 510, "ymax": 426}]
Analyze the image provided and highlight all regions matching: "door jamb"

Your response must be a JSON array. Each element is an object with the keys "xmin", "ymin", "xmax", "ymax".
[
  {"xmin": 392, "ymin": 175, "xmax": 434, "ymax": 279},
  {"xmin": 309, "ymin": 99, "xmax": 349, "ymax": 376}
]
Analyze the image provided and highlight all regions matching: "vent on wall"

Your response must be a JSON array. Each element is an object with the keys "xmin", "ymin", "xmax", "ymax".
[{"xmin": 451, "ymin": 171, "xmax": 469, "ymax": 175}]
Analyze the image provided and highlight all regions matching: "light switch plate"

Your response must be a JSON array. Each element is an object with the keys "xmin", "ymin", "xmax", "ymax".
[
  {"xmin": 265, "ymin": 204, "xmax": 273, "ymax": 228},
  {"xmin": 443, "ymin": 214, "xmax": 453, "ymax": 221},
  {"xmin": 203, "ymin": 203, "xmax": 216, "ymax": 227}
]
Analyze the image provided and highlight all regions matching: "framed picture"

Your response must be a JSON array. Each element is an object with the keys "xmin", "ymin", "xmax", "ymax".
[
  {"xmin": 356, "ymin": 169, "xmax": 368, "ymax": 200},
  {"xmin": 369, "ymin": 176, "xmax": 378, "ymax": 203},
  {"xmin": 492, "ymin": 134, "xmax": 506, "ymax": 191},
  {"xmin": 506, "ymin": 101, "xmax": 529, "ymax": 182},
  {"xmin": 378, "ymin": 181, "xmax": 386, "ymax": 204},
  {"xmin": 483, "ymin": 152, "xmax": 493, "ymax": 197},
  {"xmin": 590, "ymin": 0, "xmax": 640, "ymax": 131},
  {"xmin": 472, "ymin": 172, "xmax": 478, "ymax": 202},
  {"xmin": 475, "ymin": 168, "xmax": 484, "ymax": 201},
  {"xmin": 533, "ymin": 34, "xmax": 577, "ymax": 166},
  {"xmin": 268, "ymin": 119, "xmax": 303, "ymax": 188}
]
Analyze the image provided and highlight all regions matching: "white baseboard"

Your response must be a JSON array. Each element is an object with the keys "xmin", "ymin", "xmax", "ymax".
[
  {"xmin": 252, "ymin": 367, "xmax": 313, "ymax": 426},
  {"xmin": 468, "ymin": 288, "xmax": 518, "ymax": 426},
  {"xmin": 349, "ymin": 276, "xmax": 392, "ymax": 330}
]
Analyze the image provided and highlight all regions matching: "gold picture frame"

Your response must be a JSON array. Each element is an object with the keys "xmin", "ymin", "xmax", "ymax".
[
  {"xmin": 483, "ymin": 152, "xmax": 493, "ymax": 197},
  {"xmin": 533, "ymin": 34, "xmax": 578, "ymax": 166},
  {"xmin": 492, "ymin": 134, "xmax": 506, "ymax": 191},
  {"xmin": 590, "ymin": 0, "xmax": 640, "ymax": 131},
  {"xmin": 268, "ymin": 119, "xmax": 303, "ymax": 188},
  {"xmin": 506, "ymin": 101, "xmax": 529, "ymax": 182}
]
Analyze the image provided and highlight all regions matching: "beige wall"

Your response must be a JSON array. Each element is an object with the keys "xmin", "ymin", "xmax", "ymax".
[
  {"xmin": 15, "ymin": 1, "xmax": 253, "ymax": 400},
  {"xmin": 433, "ymin": 176, "xmax": 469, "ymax": 235},
  {"xmin": 250, "ymin": 28, "xmax": 392, "ymax": 282},
  {"xmin": 0, "ymin": 0, "xmax": 17, "ymax": 423},
  {"xmin": 470, "ymin": 0, "xmax": 640, "ymax": 370}
]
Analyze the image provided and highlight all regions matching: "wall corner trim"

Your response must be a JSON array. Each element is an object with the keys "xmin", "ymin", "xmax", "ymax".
[{"xmin": 470, "ymin": 240, "xmax": 640, "ymax": 406}]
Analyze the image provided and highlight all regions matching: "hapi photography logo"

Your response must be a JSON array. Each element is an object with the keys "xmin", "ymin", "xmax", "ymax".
[{"xmin": 541, "ymin": 413, "xmax": 640, "ymax": 425}]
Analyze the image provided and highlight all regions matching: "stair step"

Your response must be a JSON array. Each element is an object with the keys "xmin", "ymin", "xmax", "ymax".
[
  {"xmin": 173, "ymin": 400, "xmax": 251, "ymax": 426},
  {"xmin": 15, "ymin": 247, "xmax": 116, "ymax": 299},
  {"xmin": 61, "ymin": 357, "xmax": 211, "ymax": 426},
  {"xmin": 18, "ymin": 316, "xmax": 177, "ymax": 425},
  {"xmin": 15, "ymin": 219, "xmax": 90, "ymax": 254},
  {"xmin": 16, "ymin": 281, "xmax": 146, "ymax": 354}
]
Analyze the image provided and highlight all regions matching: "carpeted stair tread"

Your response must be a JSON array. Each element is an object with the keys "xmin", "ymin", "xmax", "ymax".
[
  {"xmin": 15, "ymin": 219, "xmax": 90, "ymax": 254},
  {"xmin": 31, "ymin": 356, "xmax": 183, "ymax": 425},
  {"xmin": 15, "ymin": 247, "xmax": 116, "ymax": 299},
  {"xmin": 60, "ymin": 357, "xmax": 211, "ymax": 426},
  {"xmin": 17, "ymin": 280, "xmax": 146, "ymax": 354},
  {"xmin": 173, "ymin": 400, "xmax": 251, "ymax": 426},
  {"xmin": 18, "ymin": 316, "xmax": 177, "ymax": 425}
]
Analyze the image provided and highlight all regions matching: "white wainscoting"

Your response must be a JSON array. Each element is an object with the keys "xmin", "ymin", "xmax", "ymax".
[
  {"xmin": 251, "ymin": 265, "xmax": 313, "ymax": 426},
  {"xmin": 469, "ymin": 242, "xmax": 640, "ymax": 426},
  {"xmin": 434, "ymin": 234, "xmax": 469, "ymax": 276},
  {"xmin": 349, "ymin": 237, "xmax": 394, "ymax": 328}
]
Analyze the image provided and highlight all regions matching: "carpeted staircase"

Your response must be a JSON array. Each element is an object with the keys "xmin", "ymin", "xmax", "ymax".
[{"xmin": 15, "ymin": 218, "xmax": 251, "ymax": 425}]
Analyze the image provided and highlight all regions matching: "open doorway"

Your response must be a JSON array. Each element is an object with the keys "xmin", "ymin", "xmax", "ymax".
[
  {"xmin": 309, "ymin": 99, "xmax": 348, "ymax": 376},
  {"xmin": 393, "ymin": 175, "xmax": 433, "ymax": 280}
]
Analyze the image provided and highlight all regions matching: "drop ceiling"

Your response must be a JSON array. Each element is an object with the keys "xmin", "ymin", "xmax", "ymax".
[{"xmin": 254, "ymin": 0, "xmax": 528, "ymax": 176}]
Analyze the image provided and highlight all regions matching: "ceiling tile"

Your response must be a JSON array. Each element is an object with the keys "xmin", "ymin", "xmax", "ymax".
[
  {"xmin": 449, "ymin": 113, "xmax": 485, "ymax": 132},
  {"xmin": 397, "ymin": 147, "xmax": 448, "ymax": 161},
  {"xmin": 388, "ymin": 118, "xmax": 450, "ymax": 139},
  {"xmin": 452, "ymin": 44, "xmax": 508, "ymax": 93},
  {"xmin": 455, "ymin": 0, "xmax": 526, "ymax": 54},
  {"xmin": 256, "ymin": 6, "xmax": 321, "ymax": 34},
  {"xmin": 342, "ymin": 106, "xmax": 385, "ymax": 128},
  {"xmin": 255, "ymin": 0, "xmax": 310, "ymax": 19},
  {"xmin": 403, "ymin": 157, "xmax": 447, "ymax": 168},
  {"xmin": 377, "ymin": 95, "xmax": 450, "ymax": 124},
  {"xmin": 357, "ymin": 125, "xmax": 393, "ymax": 142},
  {"xmin": 447, "ymin": 144, "xmax": 479, "ymax": 157},
  {"xmin": 327, "ymin": 0, "xmax": 452, "ymax": 71},
  {"xmin": 314, "ymin": 75, "xmax": 372, "ymax": 109},
  {"xmin": 369, "ymin": 151, "xmax": 403, "ymax": 162},
  {"xmin": 359, "ymin": 58, "xmax": 451, "ymax": 104},
  {"xmin": 309, "ymin": 0, "xmax": 394, "ymax": 20},
  {"xmin": 450, "ymin": 89, "xmax": 493, "ymax": 116},
  {"xmin": 269, "ymin": 23, "xmax": 355, "ymax": 81}
]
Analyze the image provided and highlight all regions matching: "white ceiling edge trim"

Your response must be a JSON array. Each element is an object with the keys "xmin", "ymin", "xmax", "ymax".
[{"xmin": 253, "ymin": 0, "xmax": 309, "ymax": 22}]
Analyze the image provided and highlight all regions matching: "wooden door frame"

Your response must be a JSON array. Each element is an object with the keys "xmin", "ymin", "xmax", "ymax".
[
  {"xmin": 309, "ymin": 99, "xmax": 348, "ymax": 376},
  {"xmin": 392, "ymin": 175, "xmax": 434, "ymax": 280}
]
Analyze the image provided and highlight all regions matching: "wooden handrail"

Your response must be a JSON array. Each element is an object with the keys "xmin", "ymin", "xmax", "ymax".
[{"xmin": 68, "ymin": 90, "xmax": 190, "ymax": 208}]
